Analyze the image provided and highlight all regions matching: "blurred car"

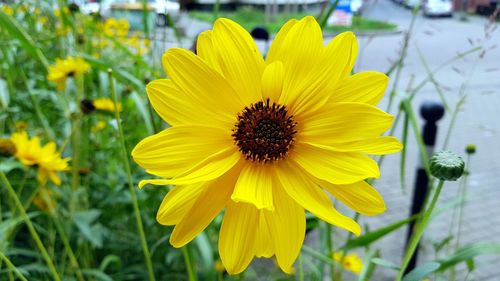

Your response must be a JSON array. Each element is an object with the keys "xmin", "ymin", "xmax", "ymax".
[
  {"xmin": 81, "ymin": 0, "xmax": 180, "ymax": 25},
  {"xmin": 422, "ymin": 0, "xmax": 453, "ymax": 16},
  {"xmin": 350, "ymin": 0, "xmax": 364, "ymax": 14}
]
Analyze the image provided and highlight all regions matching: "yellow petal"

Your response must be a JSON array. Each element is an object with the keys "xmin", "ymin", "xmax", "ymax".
[
  {"xmin": 292, "ymin": 143, "xmax": 379, "ymax": 185},
  {"xmin": 196, "ymin": 30, "xmax": 223, "ymax": 73},
  {"xmin": 276, "ymin": 16, "xmax": 328, "ymax": 118},
  {"xmin": 131, "ymin": 126, "xmax": 232, "ymax": 179},
  {"xmin": 232, "ymin": 163, "xmax": 274, "ymax": 210},
  {"xmin": 320, "ymin": 31, "xmax": 358, "ymax": 90},
  {"xmin": 146, "ymin": 79, "xmax": 233, "ymax": 128},
  {"xmin": 255, "ymin": 212, "xmax": 274, "ymax": 258},
  {"xmin": 306, "ymin": 136, "xmax": 403, "ymax": 155},
  {"xmin": 320, "ymin": 180, "xmax": 386, "ymax": 216},
  {"xmin": 276, "ymin": 161, "xmax": 361, "ymax": 236},
  {"xmin": 169, "ymin": 168, "xmax": 238, "ymax": 247},
  {"xmin": 156, "ymin": 183, "xmax": 206, "ymax": 225},
  {"xmin": 219, "ymin": 201, "xmax": 259, "ymax": 275},
  {"xmin": 264, "ymin": 182, "xmax": 305, "ymax": 273},
  {"xmin": 162, "ymin": 48, "xmax": 244, "ymax": 118},
  {"xmin": 331, "ymin": 71, "xmax": 389, "ymax": 105},
  {"xmin": 212, "ymin": 18, "xmax": 265, "ymax": 105},
  {"xmin": 261, "ymin": 61, "xmax": 284, "ymax": 103},
  {"xmin": 266, "ymin": 18, "xmax": 297, "ymax": 64},
  {"xmin": 300, "ymin": 102, "xmax": 394, "ymax": 144}
]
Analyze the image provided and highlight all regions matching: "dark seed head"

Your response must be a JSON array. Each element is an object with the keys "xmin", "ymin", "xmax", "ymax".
[{"xmin": 232, "ymin": 99, "xmax": 297, "ymax": 163}]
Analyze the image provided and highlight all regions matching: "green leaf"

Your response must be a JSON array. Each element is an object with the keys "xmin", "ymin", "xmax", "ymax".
[
  {"xmin": 358, "ymin": 249, "xmax": 380, "ymax": 281},
  {"xmin": 340, "ymin": 215, "xmax": 417, "ymax": 251},
  {"xmin": 371, "ymin": 258, "xmax": 400, "ymax": 270},
  {"xmin": 72, "ymin": 210, "xmax": 105, "ymax": 248},
  {"xmin": 0, "ymin": 159, "xmax": 24, "ymax": 173},
  {"xmin": 402, "ymin": 261, "xmax": 440, "ymax": 281},
  {"xmin": 99, "ymin": 255, "xmax": 122, "ymax": 272},
  {"xmin": 0, "ymin": 10, "xmax": 49, "ymax": 70},
  {"xmin": 0, "ymin": 78, "xmax": 9, "ymax": 109},
  {"xmin": 438, "ymin": 243, "xmax": 500, "ymax": 271},
  {"xmin": 81, "ymin": 269, "xmax": 114, "ymax": 281},
  {"xmin": 194, "ymin": 232, "xmax": 215, "ymax": 275}
]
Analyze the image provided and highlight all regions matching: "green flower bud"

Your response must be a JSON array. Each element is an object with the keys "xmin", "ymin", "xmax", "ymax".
[
  {"xmin": 429, "ymin": 151, "xmax": 465, "ymax": 181},
  {"xmin": 465, "ymin": 144, "xmax": 476, "ymax": 154}
]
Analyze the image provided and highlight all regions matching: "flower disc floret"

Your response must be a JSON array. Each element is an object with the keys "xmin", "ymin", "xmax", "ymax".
[{"xmin": 233, "ymin": 99, "xmax": 296, "ymax": 163}]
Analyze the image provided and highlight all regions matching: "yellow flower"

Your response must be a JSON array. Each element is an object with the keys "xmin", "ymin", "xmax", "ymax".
[
  {"xmin": 116, "ymin": 18, "xmax": 130, "ymax": 37},
  {"xmin": 54, "ymin": 7, "xmax": 69, "ymax": 18},
  {"xmin": 11, "ymin": 131, "xmax": 70, "ymax": 186},
  {"xmin": 91, "ymin": 121, "xmax": 107, "ymax": 132},
  {"xmin": 132, "ymin": 17, "xmax": 401, "ymax": 274},
  {"xmin": 11, "ymin": 131, "xmax": 43, "ymax": 166},
  {"xmin": 47, "ymin": 57, "xmax": 90, "ymax": 91},
  {"xmin": 103, "ymin": 18, "xmax": 118, "ymax": 36},
  {"xmin": 1, "ymin": 5, "xmax": 14, "ymax": 16},
  {"xmin": 333, "ymin": 252, "xmax": 363, "ymax": 275},
  {"xmin": 93, "ymin": 98, "xmax": 122, "ymax": 113}
]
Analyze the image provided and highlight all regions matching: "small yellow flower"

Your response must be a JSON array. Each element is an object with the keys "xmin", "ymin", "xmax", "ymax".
[
  {"xmin": 133, "ymin": 17, "xmax": 401, "ymax": 274},
  {"xmin": 11, "ymin": 131, "xmax": 70, "ymax": 186},
  {"xmin": 54, "ymin": 7, "xmax": 69, "ymax": 18},
  {"xmin": 47, "ymin": 57, "xmax": 90, "ymax": 91},
  {"xmin": 11, "ymin": 131, "xmax": 43, "ymax": 166},
  {"xmin": 1, "ymin": 5, "xmax": 14, "ymax": 16},
  {"xmin": 215, "ymin": 260, "xmax": 225, "ymax": 272},
  {"xmin": 333, "ymin": 252, "xmax": 363, "ymax": 275},
  {"xmin": 93, "ymin": 98, "xmax": 122, "ymax": 113},
  {"xmin": 91, "ymin": 121, "xmax": 107, "ymax": 132},
  {"xmin": 38, "ymin": 16, "xmax": 49, "ymax": 25},
  {"xmin": 116, "ymin": 18, "xmax": 130, "ymax": 37},
  {"xmin": 103, "ymin": 18, "xmax": 118, "ymax": 36}
]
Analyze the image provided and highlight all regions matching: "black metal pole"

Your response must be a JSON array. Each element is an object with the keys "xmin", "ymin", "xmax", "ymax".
[{"xmin": 404, "ymin": 101, "xmax": 445, "ymax": 274}]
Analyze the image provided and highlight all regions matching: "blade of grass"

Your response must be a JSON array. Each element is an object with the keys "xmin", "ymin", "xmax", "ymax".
[{"xmin": 0, "ymin": 10, "xmax": 49, "ymax": 70}]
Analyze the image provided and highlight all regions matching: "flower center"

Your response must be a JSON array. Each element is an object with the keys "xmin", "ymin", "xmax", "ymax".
[{"xmin": 232, "ymin": 99, "xmax": 297, "ymax": 163}]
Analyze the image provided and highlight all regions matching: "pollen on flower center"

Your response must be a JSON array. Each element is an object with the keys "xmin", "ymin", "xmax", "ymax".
[{"xmin": 232, "ymin": 99, "xmax": 297, "ymax": 163}]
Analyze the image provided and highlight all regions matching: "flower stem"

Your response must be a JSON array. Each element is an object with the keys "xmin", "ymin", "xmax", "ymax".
[
  {"xmin": 182, "ymin": 246, "xmax": 197, "ymax": 281},
  {"xmin": 298, "ymin": 253, "xmax": 304, "ymax": 281},
  {"xmin": 108, "ymin": 69, "xmax": 156, "ymax": 281},
  {"xmin": 395, "ymin": 180, "xmax": 445, "ymax": 281},
  {"xmin": 0, "ymin": 250, "xmax": 28, "ymax": 281},
  {"xmin": 0, "ymin": 171, "xmax": 61, "ymax": 281}
]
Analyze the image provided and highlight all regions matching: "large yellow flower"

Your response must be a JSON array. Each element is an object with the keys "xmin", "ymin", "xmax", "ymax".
[
  {"xmin": 47, "ymin": 57, "xmax": 90, "ymax": 91},
  {"xmin": 11, "ymin": 131, "xmax": 70, "ymax": 186},
  {"xmin": 132, "ymin": 16, "xmax": 402, "ymax": 274}
]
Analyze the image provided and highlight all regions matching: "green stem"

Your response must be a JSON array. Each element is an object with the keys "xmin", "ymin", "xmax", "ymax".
[
  {"xmin": 108, "ymin": 70, "xmax": 156, "ymax": 281},
  {"xmin": 396, "ymin": 180, "xmax": 445, "ymax": 280},
  {"xmin": 325, "ymin": 223, "xmax": 335, "ymax": 281},
  {"xmin": 320, "ymin": 0, "xmax": 340, "ymax": 29},
  {"xmin": 0, "ymin": 250, "xmax": 28, "ymax": 281},
  {"xmin": 298, "ymin": 253, "xmax": 304, "ymax": 281},
  {"xmin": 0, "ymin": 172, "xmax": 61, "ymax": 281},
  {"xmin": 51, "ymin": 213, "xmax": 86, "ymax": 281},
  {"xmin": 181, "ymin": 246, "xmax": 197, "ymax": 281}
]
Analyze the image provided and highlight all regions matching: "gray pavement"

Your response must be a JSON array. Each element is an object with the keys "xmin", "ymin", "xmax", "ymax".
[{"xmin": 350, "ymin": 2, "xmax": 500, "ymax": 280}]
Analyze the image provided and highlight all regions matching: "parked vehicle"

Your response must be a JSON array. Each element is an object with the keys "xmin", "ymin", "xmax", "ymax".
[
  {"xmin": 81, "ymin": 0, "xmax": 180, "ymax": 25},
  {"xmin": 422, "ymin": 0, "xmax": 453, "ymax": 16}
]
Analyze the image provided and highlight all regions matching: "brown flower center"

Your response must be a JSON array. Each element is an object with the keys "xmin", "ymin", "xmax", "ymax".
[{"xmin": 232, "ymin": 99, "xmax": 297, "ymax": 163}]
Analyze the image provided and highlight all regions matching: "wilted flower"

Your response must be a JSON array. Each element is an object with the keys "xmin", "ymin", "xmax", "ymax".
[{"xmin": 132, "ymin": 16, "xmax": 401, "ymax": 274}]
